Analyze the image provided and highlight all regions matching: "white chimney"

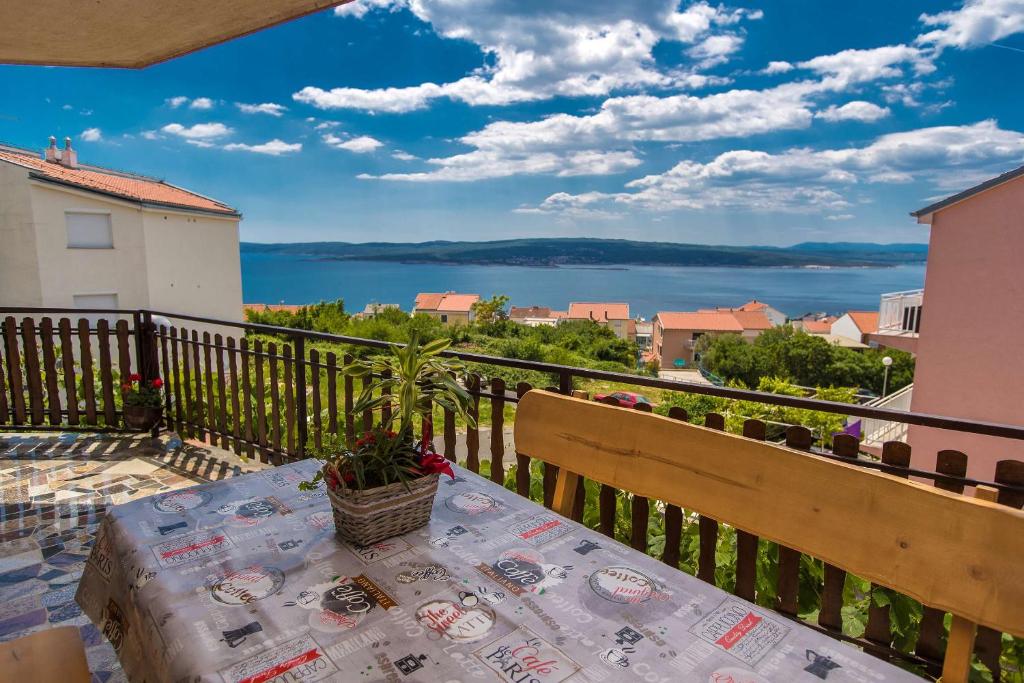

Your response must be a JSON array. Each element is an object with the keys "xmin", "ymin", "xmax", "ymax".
[
  {"xmin": 59, "ymin": 136, "xmax": 78, "ymax": 168},
  {"xmin": 44, "ymin": 136, "xmax": 60, "ymax": 163}
]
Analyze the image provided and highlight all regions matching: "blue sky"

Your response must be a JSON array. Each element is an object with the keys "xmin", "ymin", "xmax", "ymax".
[{"xmin": 1, "ymin": 0, "xmax": 1022, "ymax": 245}]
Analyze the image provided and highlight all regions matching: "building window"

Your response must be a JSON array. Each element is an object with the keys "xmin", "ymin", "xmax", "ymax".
[
  {"xmin": 66, "ymin": 212, "xmax": 113, "ymax": 249},
  {"xmin": 73, "ymin": 293, "xmax": 119, "ymax": 326},
  {"xmin": 440, "ymin": 314, "xmax": 448, "ymax": 323}
]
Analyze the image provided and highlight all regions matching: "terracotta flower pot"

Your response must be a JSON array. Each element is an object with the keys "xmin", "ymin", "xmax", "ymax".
[{"xmin": 123, "ymin": 405, "xmax": 162, "ymax": 431}]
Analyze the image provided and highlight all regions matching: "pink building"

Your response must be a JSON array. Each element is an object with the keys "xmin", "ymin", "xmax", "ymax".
[
  {"xmin": 652, "ymin": 311, "xmax": 744, "ymax": 367},
  {"xmin": 878, "ymin": 165, "xmax": 1024, "ymax": 480}
]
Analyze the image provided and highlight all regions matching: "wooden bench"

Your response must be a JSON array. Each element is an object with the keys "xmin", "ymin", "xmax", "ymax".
[
  {"xmin": 514, "ymin": 391, "xmax": 1024, "ymax": 683},
  {"xmin": 0, "ymin": 625, "xmax": 91, "ymax": 682}
]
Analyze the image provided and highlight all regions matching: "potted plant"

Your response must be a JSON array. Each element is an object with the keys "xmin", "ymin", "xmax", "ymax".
[
  {"xmin": 301, "ymin": 333, "xmax": 475, "ymax": 545},
  {"xmin": 121, "ymin": 374, "xmax": 164, "ymax": 431}
]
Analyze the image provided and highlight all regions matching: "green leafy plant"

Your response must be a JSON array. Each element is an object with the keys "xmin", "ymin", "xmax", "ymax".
[
  {"xmin": 301, "ymin": 332, "xmax": 475, "ymax": 492},
  {"xmin": 121, "ymin": 374, "xmax": 163, "ymax": 408}
]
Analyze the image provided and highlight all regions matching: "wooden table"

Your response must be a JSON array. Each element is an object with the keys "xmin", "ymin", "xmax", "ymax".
[{"xmin": 76, "ymin": 459, "xmax": 922, "ymax": 682}]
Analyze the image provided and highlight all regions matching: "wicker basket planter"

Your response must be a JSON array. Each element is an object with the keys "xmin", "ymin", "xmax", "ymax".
[
  {"xmin": 326, "ymin": 473, "xmax": 440, "ymax": 546},
  {"xmin": 123, "ymin": 405, "xmax": 162, "ymax": 431}
]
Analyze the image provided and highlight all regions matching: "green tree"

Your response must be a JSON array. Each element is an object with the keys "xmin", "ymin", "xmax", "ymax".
[{"xmin": 471, "ymin": 295, "xmax": 510, "ymax": 324}]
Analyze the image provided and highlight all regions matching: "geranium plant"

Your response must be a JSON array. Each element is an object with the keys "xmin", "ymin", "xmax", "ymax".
[
  {"xmin": 121, "ymin": 373, "xmax": 164, "ymax": 408},
  {"xmin": 301, "ymin": 333, "xmax": 475, "ymax": 492}
]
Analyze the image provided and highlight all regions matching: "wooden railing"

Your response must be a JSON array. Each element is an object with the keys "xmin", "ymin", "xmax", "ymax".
[{"xmin": 2, "ymin": 307, "xmax": 1024, "ymax": 679}]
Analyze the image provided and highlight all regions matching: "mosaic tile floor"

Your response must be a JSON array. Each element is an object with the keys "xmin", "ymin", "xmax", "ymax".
[{"xmin": 0, "ymin": 431, "xmax": 266, "ymax": 683}]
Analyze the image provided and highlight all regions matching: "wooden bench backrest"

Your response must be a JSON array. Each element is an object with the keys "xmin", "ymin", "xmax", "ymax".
[{"xmin": 514, "ymin": 391, "xmax": 1024, "ymax": 639}]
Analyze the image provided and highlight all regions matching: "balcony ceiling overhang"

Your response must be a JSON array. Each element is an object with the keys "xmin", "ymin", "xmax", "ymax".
[{"xmin": 0, "ymin": 0, "xmax": 351, "ymax": 68}]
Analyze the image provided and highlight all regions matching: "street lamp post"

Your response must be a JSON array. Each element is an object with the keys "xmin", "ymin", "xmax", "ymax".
[{"xmin": 881, "ymin": 356, "xmax": 893, "ymax": 397}]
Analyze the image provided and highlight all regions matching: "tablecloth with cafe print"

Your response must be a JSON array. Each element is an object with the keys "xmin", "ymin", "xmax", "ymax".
[{"xmin": 76, "ymin": 459, "xmax": 921, "ymax": 683}]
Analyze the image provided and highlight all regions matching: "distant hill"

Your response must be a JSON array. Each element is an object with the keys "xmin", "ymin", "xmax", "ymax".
[{"xmin": 242, "ymin": 238, "xmax": 928, "ymax": 268}]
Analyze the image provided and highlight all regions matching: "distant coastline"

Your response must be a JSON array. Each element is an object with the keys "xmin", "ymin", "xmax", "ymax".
[{"xmin": 244, "ymin": 238, "xmax": 928, "ymax": 270}]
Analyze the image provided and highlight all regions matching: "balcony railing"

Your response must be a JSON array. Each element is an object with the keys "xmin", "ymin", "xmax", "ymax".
[
  {"xmin": 862, "ymin": 383, "xmax": 914, "ymax": 448},
  {"xmin": 878, "ymin": 288, "xmax": 924, "ymax": 335},
  {"xmin": 2, "ymin": 306, "xmax": 1023, "ymax": 679}
]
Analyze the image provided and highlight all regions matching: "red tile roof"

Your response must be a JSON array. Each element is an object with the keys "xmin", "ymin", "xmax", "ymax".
[
  {"xmin": 729, "ymin": 310, "xmax": 773, "ymax": 330},
  {"xmin": 414, "ymin": 292, "xmax": 479, "ymax": 312},
  {"xmin": 802, "ymin": 320, "xmax": 833, "ymax": 334},
  {"xmin": 510, "ymin": 306, "xmax": 552, "ymax": 319},
  {"xmin": 738, "ymin": 300, "xmax": 769, "ymax": 312},
  {"xmin": 567, "ymin": 302, "xmax": 630, "ymax": 321},
  {"xmin": 847, "ymin": 311, "xmax": 879, "ymax": 334},
  {"xmin": 655, "ymin": 311, "xmax": 744, "ymax": 332},
  {"xmin": 0, "ymin": 147, "xmax": 238, "ymax": 216}
]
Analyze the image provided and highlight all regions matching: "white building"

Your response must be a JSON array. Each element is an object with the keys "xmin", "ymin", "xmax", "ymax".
[{"xmin": 0, "ymin": 138, "xmax": 242, "ymax": 325}]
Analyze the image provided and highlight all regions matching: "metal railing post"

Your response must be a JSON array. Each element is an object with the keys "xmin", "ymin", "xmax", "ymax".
[
  {"xmin": 294, "ymin": 334, "xmax": 307, "ymax": 458},
  {"xmin": 559, "ymin": 369, "xmax": 572, "ymax": 395}
]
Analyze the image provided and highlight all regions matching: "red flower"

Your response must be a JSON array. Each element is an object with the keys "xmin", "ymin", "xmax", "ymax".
[
  {"xmin": 129, "ymin": 373, "xmax": 142, "ymax": 382},
  {"xmin": 342, "ymin": 472, "xmax": 355, "ymax": 484},
  {"xmin": 151, "ymin": 378, "xmax": 164, "ymax": 388},
  {"xmin": 417, "ymin": 453, "xmax": 455, "ymax": 480},
  {"xmin": 121, "ymin": 383, "xmax": 131, "ymax": 392}
]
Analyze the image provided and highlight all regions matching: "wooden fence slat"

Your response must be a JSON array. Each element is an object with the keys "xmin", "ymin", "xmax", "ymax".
[
  {"xmin": 466, "ymin": 374, "xmax": 481, "ymax": 473},
  {"xmin": 593, "ymin": 395, "xmax": 620, "ymax": 537},
  {"xmin": 158, "ymin": 325, "xmax": 172, "ymax": 429},
  {"xmin": 776, "ymin": 425, "xmax": 812, "ymax": 616},
  {"xmin": 115, "ymin": 319, "xmax": 132, "ymax": 381},
  {"xmin": 489, "ymin": 378, "xmax": 506, "ymax": 484},
  {"xmin": 973, "ymin": 460, "xmax": 1024, "ymax": 681},
  {"xmin": 227, "ymin": 337, "xmax": 242, "ymax": 456},
  {"xmin": 817, "ymin": 432, "xmax": 860, "ymax": 632},
  {"xmin": 283, "ymin": 344, "xmax": 295, "ymax": 456},
  {"xmin": 96, "ymin": 319, "xmax": 116, "ymax": 426},
  {"xmin": 215, "ymin": 334, "xmax": 228, "ymax": 449},
  {"xmin": 77, "ymin": 319, "xmax": 96, "ymax": 425},
  {"xmin": 3, "ymin": 317, "xmax": 26, "ymax": 424},
  {"xmin": 57, "ymin": 319, "xmax": 78, "ymax": 426},
  {"xmin": 240, "ymin": 338, "xmax": 255, "ymax": 460},
  {"xmin": 915, "ymin": 449, "xmax": 967, "ymax": 673},
  {"xmin": 169, "ymin": 327, "xmax": 184, "ymax": 435},
  {"xmin": 326, "ymin": 351, "xmax": 338, "ymax": 438},
  {"xmin": 661, "ymin": 406, "xmax": 689, "ymax": 568},
  {"xmin": 179, "ymin": 328, "xmax": 195, "ymax": 439},
  {"xmin": 0, "ymin": 329, "xmax": 8, "ymax": 425},
  {"xmin": 343, "ymin": 353, "xmax": 354, "ymax": 448},
  {"xmin": 21, "ymin": 317, "xmax": 44, "ymax": 425},
  {"xmin": 735, "ymin": 418, "xmax": 767, "ymax": 601},
  {"xmin": 268, "ymin": 342, "xmax": 282, "ymax": 463},
  {"xmin": 863, "ymin": 440, "xmax": 912, "ymax": 657},
  {"xmin": 696, "ymin": 412, "xmax": 726, "ymax": 584},
  {"xmin": 514, "ymin": 382, "xmax": 532, "ymax": 497},
  {"xmin": 202, "ymin": 332, "xmax": 216, "ymax": 446},
  {"xmin": 380, "ymin": 369, "xmax": 391, "ymax": 424},
  {"xmin": 191, "ymin": 330, "xmax": 206, "ymax": 440},
  {"xmin": 360, "ymin": 372, "xmax": 372, "ymax": 434},
  {"xmin": 310, "ymin": 348, "xmax": 322, "ymax": 450},
  {"xmin": 443, "ymin": 384, "xmax": 457, "ymax": 463},
  {"xmin": 253, "ymin": 339, "xmax": 269, "ymax": 463},
  {"xmin": 39, "ymin": 318, "xmax": 62, "ymax": 425}
]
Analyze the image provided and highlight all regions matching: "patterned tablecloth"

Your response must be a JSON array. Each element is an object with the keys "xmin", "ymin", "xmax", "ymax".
[{"xmin": 76, "ymin": 459, "xmax": 921, "ymax": 683}]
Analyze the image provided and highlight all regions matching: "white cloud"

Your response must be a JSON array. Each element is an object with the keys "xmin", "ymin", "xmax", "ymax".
[
  {"xmin": 161, "ymin": 122, "xmax": 233, "ymax": 140},
  {"xmin": 391, "ymin": 150, "xmax": 418, "ymax": 161},
  {"xmin": 687, "ymin": 33, "xmax": 745, "ymax": 69},
  {"xmin": 323, "ymin": 134, "xmax": 384, "ymax": 153},
  {"xmin": 816, "ymin": 101, "xmax": 891, "ymax": 123},
  {"xmin": 236, "ymin": 102, "xmax": 287, "ymax": 116},
  {"xmin": 141, "ymin": 130, "xmax": 161, "ymax": 140},
  {"xmin": 61, "ymin": 104, "xmax": 73, "ymax": 111},
  {"xmin": 300, "ymin": 1, "xmax": 763, "ymax": 111},
  {"xmin": 797, "ymin": 45, "xmax": 935, "ymax": 89},
  {"xmin": 80, "ymin": 128, "xmax": 102, "ymax": 142},
  {"xmin": 363, "ymin": 148, "xmax": 641, "ymax": 182},
  {"xmin": 760, "ymin": 60, "xmax": 793, "ymax": 75},
  {"xmin": 186, "ymin": 140, "xmax": 215, "ymax": 148},
  {"xmin": 825, "ymin": 214, "xmax": 855, "ymax": 221},
  {"xmin": 224, "ymin": 139, "xmax": 302, "ymax": 155},
  {"xmin": 917, "ymin": 0, "xmax": 1024, "ymax": 52},
  {"xmin": 166, "ymin": 96, "xmax": 188, "ymax": 108},
  {"xmin": 190, "ymin": 97, "xmax": 215, "ymax": 110},
  {"xmin": 523, "ymin": 121, "xmax": 1024, "ymax": 215},
  {"xmin": 314, "ymin": 121, "xmax": 341, "ymax": 130}
]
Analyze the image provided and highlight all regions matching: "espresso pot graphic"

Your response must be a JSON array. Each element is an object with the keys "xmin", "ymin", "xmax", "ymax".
[{"xmin": 804, "ymin": 650, "xmax": 841, "ymax": 679}]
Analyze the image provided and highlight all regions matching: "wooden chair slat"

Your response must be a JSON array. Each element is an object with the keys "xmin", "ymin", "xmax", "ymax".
[{"xmin": 735, "ymin": 418, "xmax": 766, "ymax": 602}]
